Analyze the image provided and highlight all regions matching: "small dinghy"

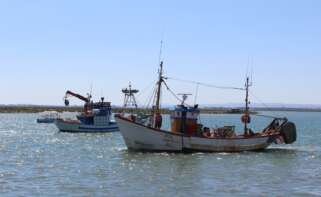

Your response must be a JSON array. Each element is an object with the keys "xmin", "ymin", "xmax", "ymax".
[
  {"xmin": 115, "ymin": 62, "xmax": 297, "ymax": 152},
  {"xmin": 55, "ymin": 90, "xmax": 118, "ymax": 133}
]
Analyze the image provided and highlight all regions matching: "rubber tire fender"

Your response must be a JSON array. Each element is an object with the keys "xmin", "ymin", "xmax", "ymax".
[{"xmin": 280, "ymin": 122, "xmax": 297, "ymax": 144}]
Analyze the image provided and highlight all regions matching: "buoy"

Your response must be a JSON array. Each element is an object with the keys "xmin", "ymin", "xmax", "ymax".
[{"xmin": 241, "ymin": 114, "xmax": 251, "ymax": 124}]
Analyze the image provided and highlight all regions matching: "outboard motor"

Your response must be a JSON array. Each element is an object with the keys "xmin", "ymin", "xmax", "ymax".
[{"xmin": 280, "ymin": 121, "xmax": 297, "ymax": 144}]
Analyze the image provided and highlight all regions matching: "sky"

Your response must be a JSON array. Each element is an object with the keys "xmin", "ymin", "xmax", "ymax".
[{"xmin": 1, "ymin": 0, "xmax": 321, "ymax": 106}]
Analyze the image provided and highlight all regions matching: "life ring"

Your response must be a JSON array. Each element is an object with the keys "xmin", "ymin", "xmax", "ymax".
[{"xmin": 241, "ymin": 114, "xmax": 251, "ymax": 124}]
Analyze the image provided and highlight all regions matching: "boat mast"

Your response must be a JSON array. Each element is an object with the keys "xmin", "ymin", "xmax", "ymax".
[
  {"xmin": 149, "ymin": 61, "xmax": 164, "ymax": 128},
  {"xmin": 150, "ymin": 40, "xmax": 165, "ymax": 128},
  {"xmin": 244, "ymin": 77, "xmax": 250, "ymax": 133},
  {"xmin": 155, "ymin": 61, "xmax": 164, "ymax": 114}
]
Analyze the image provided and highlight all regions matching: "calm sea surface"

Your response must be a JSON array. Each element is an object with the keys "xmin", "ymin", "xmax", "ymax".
[{"xmin": 0, "ymin": 112, "xmax": 321, "ymax": 197}]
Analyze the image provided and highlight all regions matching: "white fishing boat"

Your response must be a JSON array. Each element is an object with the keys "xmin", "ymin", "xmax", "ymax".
[
  {"xmin": 55, "ymin": 90, "xmax": 118, "ymax": 133},
  {"xmin": 115, "ymin": 62, "xmax": 297, "ymax": 152},
  {"xmin": 37, "ymin": 111, "xmax": 59, "ymax": 123}
]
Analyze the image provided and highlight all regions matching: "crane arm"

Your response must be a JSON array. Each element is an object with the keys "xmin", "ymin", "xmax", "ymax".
[{"xmin": 65, "ymin": 90, "xmax": 90, "ymax": 104}]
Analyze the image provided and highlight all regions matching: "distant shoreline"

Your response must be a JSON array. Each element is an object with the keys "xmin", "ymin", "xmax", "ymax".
[{"xmin": 1, "ymin": 105, "xmax": 321, "ymax": 114}]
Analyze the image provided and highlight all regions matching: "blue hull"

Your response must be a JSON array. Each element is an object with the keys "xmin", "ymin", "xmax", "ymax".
[{"xmin": 55, "ymin": 119, "xmax": 119, "ymax": 133}]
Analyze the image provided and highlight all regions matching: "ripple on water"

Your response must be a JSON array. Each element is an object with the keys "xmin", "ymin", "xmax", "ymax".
[{"xmin": 0, "ymin": 112, "xmax": 321, "ymax": 196}]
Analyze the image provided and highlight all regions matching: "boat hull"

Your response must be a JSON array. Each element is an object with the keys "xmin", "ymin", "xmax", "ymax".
[
  {"xmin": 55, "ymin": 119, "xmax": 119, "ymax": 133},
  {"xmin": 116, "ymin": 116, "xmax": 275, "ymax": 152},
  {"xmin": 37, "ymin": 118, "xmax": 56, "ymax": 123},
  {"xmin": 183, "ymin": 136, "xmax": 271, "ymax": 152},
  {"xmin": 116, "ymin": 117, "xmax": 182, "ymax": 151}
]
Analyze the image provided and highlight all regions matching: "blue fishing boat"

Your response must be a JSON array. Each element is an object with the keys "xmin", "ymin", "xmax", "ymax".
[{"xmin": 55, "ymin": 90, "xmax": 118, "ymax": 133}]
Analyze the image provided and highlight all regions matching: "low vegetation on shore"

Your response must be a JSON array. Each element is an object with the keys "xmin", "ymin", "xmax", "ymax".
[
  {"xmin": 1, "ymin": 105, "xmax": 320, "ymax": 114},
  {"xmin": 0, "ymin": 105, "xmax": 255, "ymax": 114}
]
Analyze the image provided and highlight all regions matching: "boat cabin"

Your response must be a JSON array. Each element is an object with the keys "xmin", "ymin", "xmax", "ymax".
[
  {"xmin": 170, "ymin": 104, "xmax": 200, "ymax": 136},
  {"xmin": 77, "ymin": 100, "xmax": 112, "ymax": 126}
]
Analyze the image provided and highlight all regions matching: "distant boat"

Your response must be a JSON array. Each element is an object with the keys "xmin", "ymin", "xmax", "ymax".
[
  {"xmin": 55, "ymin": 90, "xmax": 118, "ymax": 133},
  {"xmin": 37, "ymin": 111, "xmax": 59, "ymax": 123},
  {"xmin": 115, "ymin": 62, "xmax": 297, "ymax": 152}
]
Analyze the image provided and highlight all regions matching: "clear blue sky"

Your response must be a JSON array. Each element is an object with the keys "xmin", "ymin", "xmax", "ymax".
[{"xmin": 1, "ymin": 0, "xmax": 321, "ymax": 106}]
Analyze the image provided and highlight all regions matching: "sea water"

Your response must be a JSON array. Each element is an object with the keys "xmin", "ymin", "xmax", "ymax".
[{"xmin": 0, "ymin": 112, "xmax": 320, "ymax": 196}]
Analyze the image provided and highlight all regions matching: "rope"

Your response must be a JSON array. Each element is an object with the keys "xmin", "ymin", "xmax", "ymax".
[
  {"xmin": 163, "ymin": 81, "xmax": 182, "ymax": 103},
  {"xmin": 166, "ymin": 77, "xmax": 245, "ymax": 91},
  {"xmin": 136, "ymin": 80, "xmax": 157, "ymax": 99},
  {"xmin": 249, "ymin": 91, "xmax": 282, "ymax": 118},
  {"xmin": 253, "ymin": 114, "xmax": 285, "ymax": 120},
  {"xmin": 163, "ymin": 80, "xmax": 193, "ymax": 107},
  {"xmin": 143, "ymin": 85, "xmax": 157, "ymax": 110}
]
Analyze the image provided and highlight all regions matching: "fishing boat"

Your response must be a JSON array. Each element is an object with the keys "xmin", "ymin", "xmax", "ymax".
[
  {"xmin": 115, "ymin": 62, "xmax": 297, "ymax": 152},
  {"xmin": 37, "ymin": 111, "xmax": 59, "ymax": 123},
  {"xmin": 55, "ymin": 90, "xmax": 118, "ymax": 133}
]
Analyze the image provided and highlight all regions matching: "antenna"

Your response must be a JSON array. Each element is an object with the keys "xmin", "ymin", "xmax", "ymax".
[
  {"xmin": 158, "ymin": 39, "xmax": 164, "ymax": 64},
  {"xmin": 250, "ymin": 61, "xmax": 254, "ymax": 86},
  {"xmin": 89, "ymin": 82, "xmax": 93, "ymax": 98},
  {"xmin": 246, "ymin": 56, "xmax": 250, "ymax": 80},
  {"xmin": 194, "ymin": 83, "xmax": 200, "ymax": 105},
  {"xmin": 178, "ymin": 93, "xmax": 192, "ymax": 105},
  {"xmin": 244, "ymin": 56, "xmax": 254, "ymax": 86},
  {"xmin": 100, "ymin": 88, "xmax": 105, "ymax": 102}
]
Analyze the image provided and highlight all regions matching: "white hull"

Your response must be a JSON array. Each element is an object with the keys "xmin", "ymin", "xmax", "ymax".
[
  {"xmin": 117, "ymin": 117, "xmax": 182, "ymax": 151},
  {"xmin": 183, "ymin": 135, "xmax": 271, "ymax": 152},
  {"xmin": 116, "ymin": 117, "xmax": 275, "ymax": 152},
  {"xmin": 55, "ymin": 119, "xmax": 119, "ymax": 133}
]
